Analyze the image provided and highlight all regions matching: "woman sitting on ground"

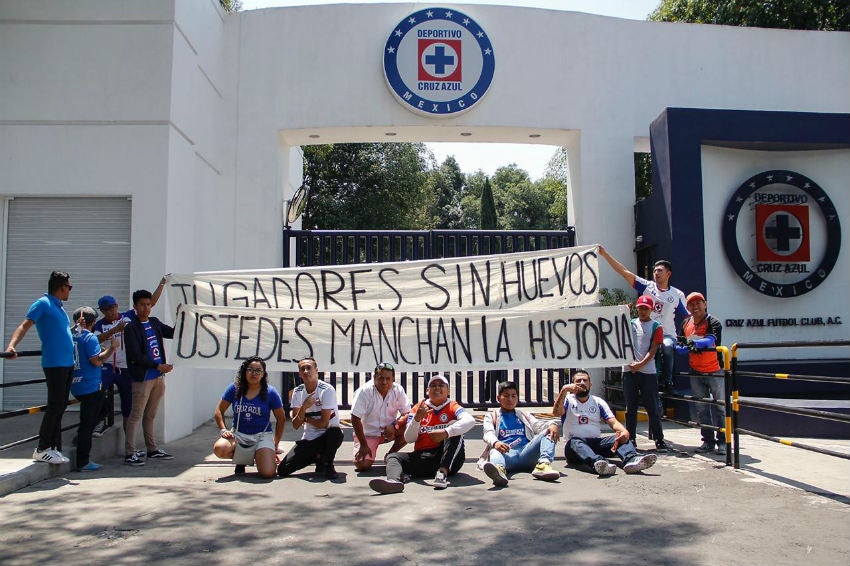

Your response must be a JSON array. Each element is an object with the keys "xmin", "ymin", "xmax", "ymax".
[{"xmin": 213, "ymin": 356, "xmax": 286, "ymax": 478}]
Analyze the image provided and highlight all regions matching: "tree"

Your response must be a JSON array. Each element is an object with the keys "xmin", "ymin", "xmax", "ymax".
[
  {"xmin": 479, "ymin": 177, "xmax": 497, "ymax": 229},
  {"xmin": 301, "ymin": 143, "xmax": 430, "ymax": 229},
  {"xmin": 219, "ymin": 0, "xmax": 243, "ymax": 13},
  {"xmin": 649, "ymin": 0, "xmax": 849, "ymax": 31},
  {"xmin": 634, "ymin": 153, "xmax": 652, "ymax": 200},
  {"xmin": 425, "ymin": 156, "xmax": 466, "ymax": 228}
]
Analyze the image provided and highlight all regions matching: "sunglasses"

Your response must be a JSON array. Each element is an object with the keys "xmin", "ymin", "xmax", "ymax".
[
  {"xmin": 246, "ymin": 367, "xmax": 264, "ymax": 374},
  {"xmin": 376, "ymin": 362, "xmax": 395, "ymax": 372},
  {"xmin": 64, "ymin": 284, "xmax": 73, "ymax": 290}
]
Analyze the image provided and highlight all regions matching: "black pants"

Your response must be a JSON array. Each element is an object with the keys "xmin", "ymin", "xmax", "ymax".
[
  {"xmin": 75, "ymin": 390, "xmax": 105, "ymax": 467},
  {"xmin": 38, "ymin": 366, "xmax": 74, "ymax": 451},
  {"xmin": 277, "ymin": 427, "xmax": 344, "ymax": 476},
  {"xmin": 385, "ymin": 436, "xmax": 465, "ymax": 481}
]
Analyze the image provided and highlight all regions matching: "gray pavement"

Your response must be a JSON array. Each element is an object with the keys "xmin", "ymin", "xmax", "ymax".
[{"xmin": 1, "ymin": 413, "xmax": 849, "ymax": 565}]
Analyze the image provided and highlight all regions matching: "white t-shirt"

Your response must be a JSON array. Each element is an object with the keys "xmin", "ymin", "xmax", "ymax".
[
  {"xmin": 561, "ymin": 394, "xmax": 615, "ymax": 439},
  {"xmin": 350, "ymin": 381, "xmax": 410, "ymax": 437},
  {"xmin": 93, "ymin": 311, "xmax": 133, "ymax": 368},
  {"xmin": 291, "ymin": 379, "xmax": 340, "ymax": 441},
  {"xmin": 634, "ymin": 276, "xmax": 688, "ymax": 338}
]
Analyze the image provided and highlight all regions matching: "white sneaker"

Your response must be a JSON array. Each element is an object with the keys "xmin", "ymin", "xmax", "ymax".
[
  {"xmin": 433, "ymin": 470, "xmax": 449, "ymax": 490},
  {"xmin": 624, "ymin": 453, "xmax": 658, "ymax": 474},
  {"xmin": 593, "ymin": 459, "xmax": 617, "ymax": 476},
  {"xmin": 32, "ymin": 448, "xmax": 68, "ymax": 465}
]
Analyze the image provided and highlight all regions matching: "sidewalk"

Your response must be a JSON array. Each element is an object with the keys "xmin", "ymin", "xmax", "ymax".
[{"xmin": 1, "ymin": 411, "xmax": 848, "ymax": 565}]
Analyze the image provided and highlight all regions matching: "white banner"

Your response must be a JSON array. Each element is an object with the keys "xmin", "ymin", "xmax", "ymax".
[
  {"xmin": 171, "ymin": 304, "xmax": 632, "ymax": 372},
  {"xmin": 166, "ymin": 245, "xmax": 601, "ymax": 313},
  {"xmin": 164, "ymin": 245, "xmax": 629, "ymax": 371}
]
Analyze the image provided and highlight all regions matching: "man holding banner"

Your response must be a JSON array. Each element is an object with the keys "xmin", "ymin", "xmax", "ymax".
[{"xmin": 277, "ymin": 357, "xmax": 343, "ymax": 480}]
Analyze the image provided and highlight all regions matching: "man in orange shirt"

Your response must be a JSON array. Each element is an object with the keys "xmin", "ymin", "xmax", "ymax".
[
  {"xmin": 369, "ymin": 375, "xmax": 475, "ymax": 494},
  {"xmin": 677, "ymin": 292, "xmax": 726, "ymax": 456}
]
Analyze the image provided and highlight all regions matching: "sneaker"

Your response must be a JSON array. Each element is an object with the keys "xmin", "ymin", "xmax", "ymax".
[
  {"xmin": 134, "ymin": 449, "xmax": 146, "ymax": 459},
  {"xmin": 147, "ymin": 449, "xmax": 173, "ymax": 460},
  {"xmin": 322, "ymin": 464, "xmax": 339, "ymax": 479},
  {"xmin": 79, "ymin": 461, "xmax": 101, "ymax": 472},
  {"xmin": 433, "ymin": 470, "xmax": 449, "ymax": 490},
  {"xmin": 124, "ymin": 453, "xmax": 145, "ymax": 466},
  {"xmin": 92, "ymin": 421, "xmax": 111, "ymax": 438},
  {"xmin": 715, "ymin": 443, "xmax": 727, "ymax": 456},
  {"xmin": 532, "ymin": 461, "xmax": 560, "ymax": 481},
  {"xmin": 32, "ymin": 448, "xmax": 68, "ymax": 465},
  {"xmin": 695, "ymin": 441, "xmax": 716, "ymax": 453},
  {"xmin": 369, "ymin": 478, "xmax": 404, "ymax": 494},
  {"xmin": 234, "ymin": 464, "xmax": 246, "ymax": 475},
  {"xmin": 483, "ymin": 462, "xmax": 509, "ymax": 487},
  {"xmin": 655, "ymin": 439, "xmax": 673, "ymax": 453},
  {"xmin": 593, "ymin": 459, "xmax": 617, "ymax": 476},
  {"xmin": 624, "ymin": 453, "xmax": 658, "ymax": 474}
]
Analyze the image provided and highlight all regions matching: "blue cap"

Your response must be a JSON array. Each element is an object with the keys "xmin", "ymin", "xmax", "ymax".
[{"xmin": 97, "ymin": 295, "xmax": 118, "ymax": 309}]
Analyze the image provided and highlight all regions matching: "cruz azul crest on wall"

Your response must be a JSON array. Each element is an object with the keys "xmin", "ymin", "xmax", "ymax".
[
  {"xmin": 383, "ymin": 8, "xmax": 495, "ymax": 117},
  {"xmin": 722, "ymin": 170, "xmax": 842, "ymax": 298}
]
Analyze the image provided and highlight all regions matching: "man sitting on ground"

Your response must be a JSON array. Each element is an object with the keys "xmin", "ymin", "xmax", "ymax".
[
  {"xmin": 351, "ymin": 361, "xmax": 410, "ymax": 472},
  {"xmin": 479, "ymin": 380, "xmax": 561, "ymax": 486},
  {"xmin": 552, "ymin": 370, "xmax": 657, "ymax": 476},
  {"xmin": 369, "ymin": 374, "xmax": 475, "ymax": 494}
]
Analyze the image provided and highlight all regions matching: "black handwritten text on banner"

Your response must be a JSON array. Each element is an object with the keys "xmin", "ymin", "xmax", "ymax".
[
  {"xmin": 172, "ymin": 304, "xmax": 632, "ymax": 372},
  {"xmin": 166, "ymin": 246, "xmax": 600, "ymax": 313}
]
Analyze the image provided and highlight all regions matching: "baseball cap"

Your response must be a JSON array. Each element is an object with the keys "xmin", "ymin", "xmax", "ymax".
[
  {"xmin": 636, "ymin": 295, "xmax": 654, "ymax": 309},
  {"xmin": 686, "ymin": 292, "xmax": 706, "ymax": 304},
  {"xmin": 72, "ymin": 306, "xmax": 98, "ymax": 326},
  {"xmin": 98, "ymin": 295, "xmax": 118, "ymax": 309},
  {"xmin": 428, "ymin": 375, "xmax": 449, "ymax": 387}
]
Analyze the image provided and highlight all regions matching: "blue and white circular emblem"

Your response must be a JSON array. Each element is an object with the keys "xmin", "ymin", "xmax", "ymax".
[{"xmin": 383, "ymin": 8, "xmax": 495, "ymax": 117}]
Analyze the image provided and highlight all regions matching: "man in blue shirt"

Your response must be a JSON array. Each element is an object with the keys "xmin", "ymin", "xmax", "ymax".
[
  {"xmin": 123, "ymin": 288, "xmax": 174, "ymax": 466},
  {"xmin": 5, "ymin": 271, "xmax": 75, "ymax": 465}
]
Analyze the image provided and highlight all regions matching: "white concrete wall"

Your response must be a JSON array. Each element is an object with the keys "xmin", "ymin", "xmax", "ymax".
[{"xmin": 2, "ymin": 1, "xmax": 848, "ymax": 437}]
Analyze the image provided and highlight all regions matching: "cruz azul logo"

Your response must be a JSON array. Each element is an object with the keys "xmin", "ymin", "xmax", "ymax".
[
  {"xmin": 722, "ymin": 170, "xmax": 841, "ymax": 298},
  {"xmin": 383, "ymin": 8, "xmax": 495, "ymax": 117}
]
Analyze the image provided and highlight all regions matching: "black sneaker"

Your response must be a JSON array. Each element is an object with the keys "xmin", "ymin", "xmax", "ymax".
[
  {"xmin": 695, "ymin": 441, "xmax": 715, "ymax": 453},
  {"xmin": 321, "ymin": 465, "xmax": 339, "ymax": 479},
  {"xmin": 124, "ymin": 453, "xmax": 145, "ymax": 466},
  {"xmin": 655, "ymin": 439, "xmax": 673, "ymax": 453},
  {"xmin": 147, "ymin": 449, "xmax": 173, "ymax": 460},
  {"xmin": 234, "ymin": 465, "xmax": 246, "ymax": 475},
  {"xmin": 92, "ymin": 421, "xmax": 111, "ymax": 438}
]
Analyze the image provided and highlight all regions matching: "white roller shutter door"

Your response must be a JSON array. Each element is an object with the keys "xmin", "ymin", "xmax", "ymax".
[{"xmin": 2, "ymin": 197, "xmax": 131, "ymax": 410}]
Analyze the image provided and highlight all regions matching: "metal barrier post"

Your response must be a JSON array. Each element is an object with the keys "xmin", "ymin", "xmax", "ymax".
[
  {"xmin": 717, "ymin": 346, "xmax": 732, "ymax": 466},
  {"xmin": 731, "ymin": 345, "xmax": 740, "ymax": 469}
]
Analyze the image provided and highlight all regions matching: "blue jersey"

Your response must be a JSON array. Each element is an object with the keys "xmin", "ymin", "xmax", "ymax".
[
  {"xmin": 25, "ymin": 294, "xmax": 73, "ymax": 367},
  {"xmin": 71, "ymin": 330, "xmax": 102, "ymax": 396},
  {"xmin": 141, "ymin": 320, "xmax": 163, "ymax": 381},
  {"xmin": 223, "ymin": 383, "xmax": 284, "ymax": 435},
  {"xmin": 497, "ymin": 411, "xmax": 528, "ymax": 449}
]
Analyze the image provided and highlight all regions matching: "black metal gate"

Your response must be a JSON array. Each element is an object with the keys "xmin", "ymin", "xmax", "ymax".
[{"xmin": 282, "ymin": 228, "xmax": 576, "ymax": 408}]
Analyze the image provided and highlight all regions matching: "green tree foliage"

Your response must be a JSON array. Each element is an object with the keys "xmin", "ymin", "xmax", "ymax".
[
  {"xmin": 649, "ymin": 0, "xmax": 849, "ymax": 31},
  {"xmin": 424, "ymin": 156, "xmax": 467, "ymax": 228},
  {"xmin": 219, "ymin": 0, "xmax": 242, "ymax": 13},
  {"xmin": 301, "ymin": 143, "xmax": 430, "ymax": 229},
  {"xmin": 479, "ymin": 177, "xmax": 498, "ymax": 229},
  {"xmin": 634, "ymin": 153, "xmax": 652, "ymax": 200}
]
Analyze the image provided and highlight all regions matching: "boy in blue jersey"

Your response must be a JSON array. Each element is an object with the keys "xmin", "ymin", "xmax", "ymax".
[
  {"xmin": 123, "ymin": 289, "xmax": 174, "ymax": 466},
  {"xmin": 479, "ymin": 381, "xmax": 561, "ymax": 486},
  {"xmin": 71, "ymin": 307, "xmax": 116, "ymax": 471}
]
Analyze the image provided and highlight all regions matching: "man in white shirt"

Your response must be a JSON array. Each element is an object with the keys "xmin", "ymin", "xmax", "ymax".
[
  {"xmin": 552, "ymin": 370, "xmax": 657, "ymax": 476},
  {"xmin": 351, "ymin": 361, "xmax": 410, "ymax": 472},
  {"xmin": 277, "ymin": 357, "xmax": 343, "ymax": 479}
]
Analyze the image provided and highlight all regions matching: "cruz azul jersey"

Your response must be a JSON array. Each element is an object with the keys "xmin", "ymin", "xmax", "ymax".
[
  {"xmin": 561, "ymin": 394, "xmax": 615, "ymax": 440},
  {"xmin": 634, "ymin": 276, "xmax": 688, "ymax": 337},
  {"xmin": 407, "ymin": 399, "xmax": 466, "ymax": 451}
]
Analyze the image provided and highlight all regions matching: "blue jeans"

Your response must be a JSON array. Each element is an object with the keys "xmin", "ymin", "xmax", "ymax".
[
  {"xmin": 488, "ymin": 430, "xmax": 556, "ymax": 473},
  {"xmin": 101, "ymin": 365, "xmax": 132, "ymax": 418},
  {"xmin": 689, "ymin": 371, "xmax": 726, "ymax": 444},
  {"xmin": 565, "ymin": 435, "xmax": 638, "ymax": 467},
  {"xmin": 622, "ymin": 371, "xmax": 664, "ymax": 442}
]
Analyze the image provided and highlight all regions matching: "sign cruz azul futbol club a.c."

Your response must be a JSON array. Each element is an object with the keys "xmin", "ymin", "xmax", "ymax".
[
  {"xmin": 722, "ymin": 170, "xmax": 842, "ymax": 298},
  {"xmin": 383, "ymin": 8, "xmax": 495, "ymax": 117}
]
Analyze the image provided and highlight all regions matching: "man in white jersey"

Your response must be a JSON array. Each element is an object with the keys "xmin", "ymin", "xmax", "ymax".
[
  {"xmin": 598, "ymin": 245, "xmax": 689, "ymax": 393},
  {"xmin": 277, "ymin": 357, "xmax": 343, "ymax": 479},
  {"xmin": 552, "ymin": 370, "xmax": 656, "ymax": 476}
]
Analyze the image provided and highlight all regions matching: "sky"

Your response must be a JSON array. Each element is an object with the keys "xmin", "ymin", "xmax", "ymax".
[{"xmin": 240, "ymin": 0, "xmax": 661, "ymax": 180}]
